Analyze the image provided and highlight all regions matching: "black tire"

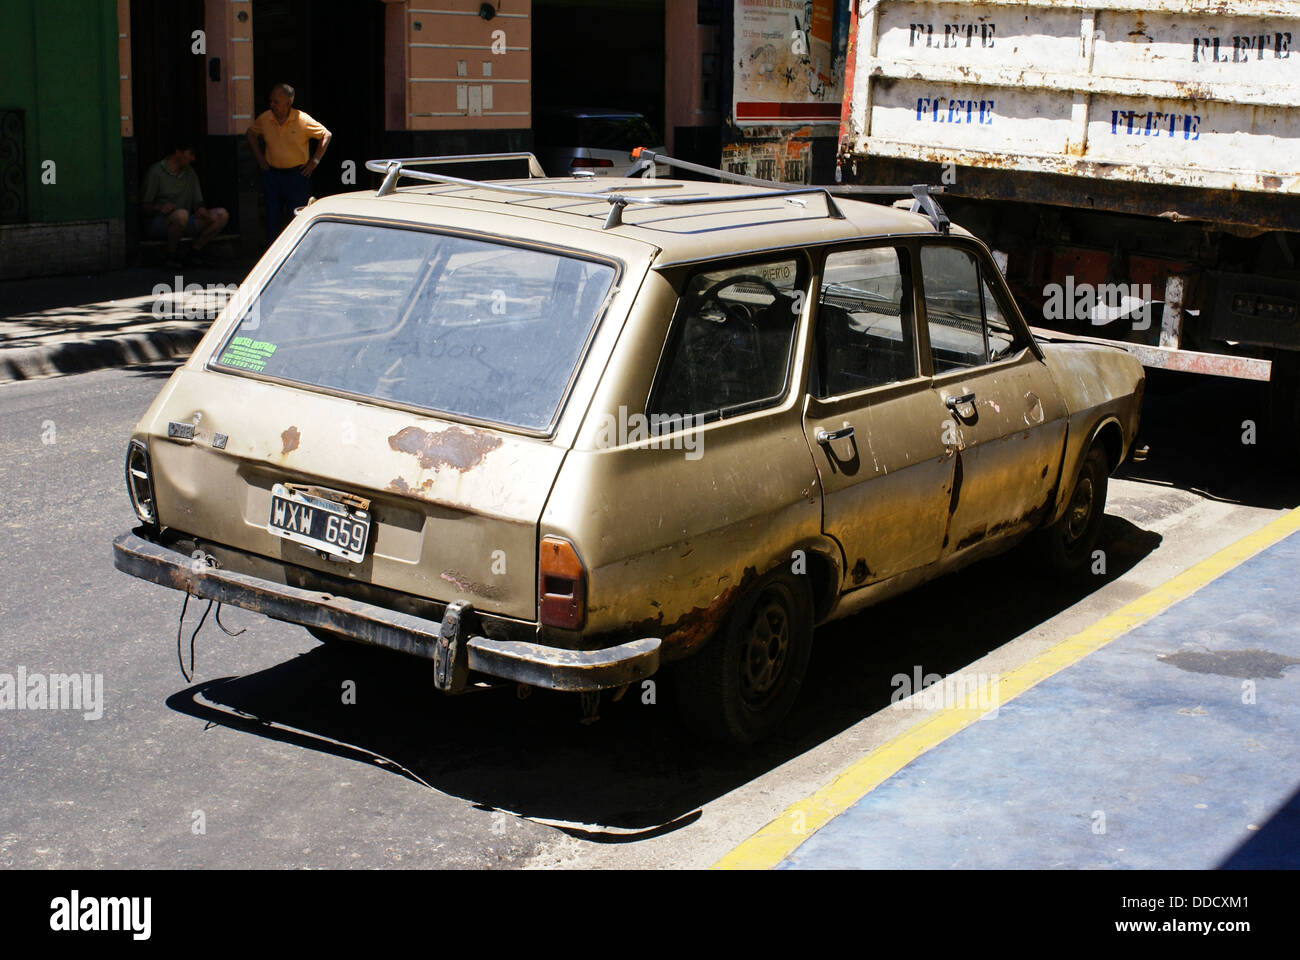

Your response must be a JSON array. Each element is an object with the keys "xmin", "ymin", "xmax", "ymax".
[
  {"xmin": 674, "ymin": 570, "xmax": 814, "ymax": 744},
  {"xmin": 1041, "ymin": 445, "xmax": 1109, "ymax": 576}
]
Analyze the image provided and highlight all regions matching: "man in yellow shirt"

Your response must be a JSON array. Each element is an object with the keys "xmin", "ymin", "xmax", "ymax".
[{"xmin": 246, "ymin": 83, "xmax": 332, "ymax": 243}]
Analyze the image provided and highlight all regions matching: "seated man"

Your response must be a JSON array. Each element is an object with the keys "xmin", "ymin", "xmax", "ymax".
[{"xmin": 140, "ymin": 142, "xmax": 229, "ymax": 268}]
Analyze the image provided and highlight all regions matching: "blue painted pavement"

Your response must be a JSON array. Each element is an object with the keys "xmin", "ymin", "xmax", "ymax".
[{"xmin": 779, "ymin": 531, "xmax": 1300, "ymax": 869}]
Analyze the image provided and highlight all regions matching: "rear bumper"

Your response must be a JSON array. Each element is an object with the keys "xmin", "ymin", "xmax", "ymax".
[{"xmin": 112, "ymin": 530, "xmax": 660, "ymax": 693}]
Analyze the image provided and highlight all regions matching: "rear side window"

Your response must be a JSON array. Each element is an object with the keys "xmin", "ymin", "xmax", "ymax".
[
  {"xmin": 920, "ymin": 244, "xmax": 1025, "ymax": 373},
  {"xmin": 814, "ymin": 246, "xmax": 916, "ymax": 397},
  {"xmin": 649, "ymin": 258, "xmax": 806, "ymax": 422},
  {"xmin": 212, "ymin": 221, "xmax": 616, "ymax": 431}
]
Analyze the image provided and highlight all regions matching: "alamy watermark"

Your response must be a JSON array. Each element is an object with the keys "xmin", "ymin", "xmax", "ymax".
[
  {"xmin": 50, "ymin": 891, "xmax": 150, "ymax": 940},
  {"xmin": 1043, "ymin": 277, "xmax": 1153, "ymax": 330},
  {"xmin": 593, "ymin": 405, "xmax": 705, "ymax": 460},
  {"xmin": 0, "ymin": 667, "xmax": 103, "ymax": 720},
  {"xmin": 891, "ymin": 666, "xmax": 1000, "ymax": 715},
  {"xmin": 151, "ymin": 275, "xmax": 240, "ymax": 321}
]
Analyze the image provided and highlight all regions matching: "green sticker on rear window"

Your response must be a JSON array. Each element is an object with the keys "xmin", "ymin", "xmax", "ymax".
[{"xmin": 219, "ymin": 336, "xmax": 277, "ymax": 372}]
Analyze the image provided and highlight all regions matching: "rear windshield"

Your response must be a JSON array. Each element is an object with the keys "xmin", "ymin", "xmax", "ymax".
[{"xmin": 213, "ymin": 221, "xmax": 617, "ymax": 431}]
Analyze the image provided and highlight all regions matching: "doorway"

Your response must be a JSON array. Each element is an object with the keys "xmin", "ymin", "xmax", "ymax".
[{"xmin": 252, "ymin": 0, "xmax": 387, "ymax": 199}]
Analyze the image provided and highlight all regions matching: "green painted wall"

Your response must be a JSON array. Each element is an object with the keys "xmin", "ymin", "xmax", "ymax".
[{"xmin": 0, "ymin": 0, "xmax": 124, "ymax": 223}]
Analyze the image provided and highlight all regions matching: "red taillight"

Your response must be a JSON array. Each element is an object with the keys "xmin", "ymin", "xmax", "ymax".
[
  {"xmin": 569, "ymin": 157, "xmax": 613, "ymax": 168},
  {"xmin": 539, "ymin": 536, "xmax": 586, "ymax": 629}
]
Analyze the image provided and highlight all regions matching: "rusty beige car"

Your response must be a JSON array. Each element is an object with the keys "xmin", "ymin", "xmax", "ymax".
[{"xmin": 113, "ymin": 150, "xmax": 1144, "ymax": 743}]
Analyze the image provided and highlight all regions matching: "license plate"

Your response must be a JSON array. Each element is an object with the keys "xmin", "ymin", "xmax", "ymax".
[{"xmin": 267, "ymin": 483, "xmax": 370, "ymax": 563}]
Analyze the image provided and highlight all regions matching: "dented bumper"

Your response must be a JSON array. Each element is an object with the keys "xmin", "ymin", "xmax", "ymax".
[{"xmin": 111, "ymin": 531, "xmax": 660, "ymax": 693}]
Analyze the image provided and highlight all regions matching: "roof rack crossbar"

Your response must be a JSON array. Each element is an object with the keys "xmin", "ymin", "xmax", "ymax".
[
  {"xmin": 370, "ymin": 153, "xmax": 546, "ymax": 196},
  {"xmin": 630, "ymin": 149, "xmax": 795, "ymax": 190},
  {"xmin": 631, "ymin": 148, "xmax": 950, "ymax": 232},
  {"xmin": 364, "ymin": 157, "xmax": 848, "ymax": 228}
]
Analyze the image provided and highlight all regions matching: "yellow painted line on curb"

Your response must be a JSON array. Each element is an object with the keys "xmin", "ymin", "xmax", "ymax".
[{"xmin": 714, "ymin": 505, "xmax": 1300, "ymax": 870}]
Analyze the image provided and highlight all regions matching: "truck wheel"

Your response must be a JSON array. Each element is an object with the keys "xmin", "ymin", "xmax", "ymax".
[
  {"xmin": 1041, "ymin": 445, "xmax": 1109, "ymax": 577},
  {"xmin": 675, "ymin": 571, "xmax": 814, "ymax": 744}
]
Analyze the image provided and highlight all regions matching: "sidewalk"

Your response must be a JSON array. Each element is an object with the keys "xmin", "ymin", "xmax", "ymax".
[
  {"xmin": 0, "ymin": 262, "xmax": 252, "ymax": 383},
  {"xmin": 718, "ymin": 509, "xmax": 1300, "ymax": 869}
]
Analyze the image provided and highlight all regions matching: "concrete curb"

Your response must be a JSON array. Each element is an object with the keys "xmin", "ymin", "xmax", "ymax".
[{"xmin": 0, "ymin": 324, "xmax": 208, "ymax": 384}]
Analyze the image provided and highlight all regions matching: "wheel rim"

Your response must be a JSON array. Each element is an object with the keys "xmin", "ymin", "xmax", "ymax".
[
  {"xmin": 739, "ymin": 587, "xmax": 792, "ymax": 709},
  {"xmin": 1064, "ymin": 474, "xmax": 1095, "ymax": 544}
]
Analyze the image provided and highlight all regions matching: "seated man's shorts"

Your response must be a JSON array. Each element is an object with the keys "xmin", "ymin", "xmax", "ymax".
[{"xmin": 146, "ymin": 212, "xmax": 200, "ymax": 240}]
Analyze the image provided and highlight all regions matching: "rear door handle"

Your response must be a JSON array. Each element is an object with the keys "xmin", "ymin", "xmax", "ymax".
[
  {"xmin": 816, "ymin": 425, "xmax": 855, "ymax": 444},
  {"xmin": 944, "ymin": 392, "xmax": 976, "ymax": 410}
]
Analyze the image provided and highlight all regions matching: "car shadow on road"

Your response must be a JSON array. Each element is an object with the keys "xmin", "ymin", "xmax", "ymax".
[
  {"xmin": 165, "ymin": 515, "xmax": 1160, "ymax": 840},
  {"xmin": 1218, "ymin": 779, "xmax": 1300, "ymax": 869}
]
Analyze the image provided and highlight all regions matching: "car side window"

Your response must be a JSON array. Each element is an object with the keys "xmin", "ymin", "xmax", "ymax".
[
  {"xmin": 813, "ymin": 246, "xmax": 916, "ymax": 397},
  {"xmin": 984, "ymin": 278, "xmax": 1018, "ymax": 361},
  {"xmin": 649, "ymin": 258, "xmax": 805, "ymax": 421},
  {"xmin": 921, "ymin": 244, "xmax": 1026, "ymax": 373}
]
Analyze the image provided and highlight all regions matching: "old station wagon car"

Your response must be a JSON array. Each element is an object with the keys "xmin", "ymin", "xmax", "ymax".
[{"xmin": 113, "ymin": 150, "xmax": 1144, "ymax": 743}]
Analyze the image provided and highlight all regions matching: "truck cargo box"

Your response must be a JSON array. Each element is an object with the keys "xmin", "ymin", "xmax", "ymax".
[{"xmin": 842, "ymin": 0, "xmax": 1299, "ymax": 201}]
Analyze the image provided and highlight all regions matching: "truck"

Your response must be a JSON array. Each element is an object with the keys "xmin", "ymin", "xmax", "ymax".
[{"xmin": 834, "ymin": 0, "xmax": 1300, "ymax": 434}]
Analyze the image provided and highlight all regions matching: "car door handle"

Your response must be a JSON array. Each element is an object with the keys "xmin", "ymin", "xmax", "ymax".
[
  {"xmin": 944, "ymin": 392, "xmax": 976, "ymax": 410},
  {"xmin": 816, "ymin": 425, "xmax": 855, "ymax": 444}
]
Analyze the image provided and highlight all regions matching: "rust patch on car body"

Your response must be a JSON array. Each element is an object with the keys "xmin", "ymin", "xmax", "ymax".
[
  {"xmin": 281, "ymin": 426, "xmax": 300, "ymax": 454},
  {"xmin": 386, "ymin": 476, "xmax": 437, "ymax": 498},
  {"xmin": 440, "ymin": 570, "xmax": 505, "ymax": 601},
  {"xmin": 388, "ymin": 425, "xmax": 502, "ymax": 472},
  {"xmin": 613, "ymin": 567, "xmax": 760, "ymax": 662},
  {"xmin": 851, "ymin": 559, "xmax": 870, "ymax": 584}
]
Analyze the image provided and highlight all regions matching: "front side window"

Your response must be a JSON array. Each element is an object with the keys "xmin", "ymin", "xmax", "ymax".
[
  {"xmin": 649, "ymin": 258, "xmax": 806, "ymax": 421},
  {"xmin": 813, "ymin": 246, "xmax": 916, "ymax": 397},
  {"xmin": 212, "ymin": 220, "xmax": 616, "ymax": 431},
  {"xmin": 920, "ymin": 244, "xmax": 1025, "ymax": 373},
  {"xmin": 984, "ymin": 279, "xmax": 1017, "ymax": 361}
]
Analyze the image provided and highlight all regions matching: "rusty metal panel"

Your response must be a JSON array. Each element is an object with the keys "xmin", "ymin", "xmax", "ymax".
[
  {"xmin": 1032, "ymin": 325, "xmax": 1274, "ymax": 379},
  {"xmin": 845, "ymin": 0, "xmax": 1300, "ymax": 195}
]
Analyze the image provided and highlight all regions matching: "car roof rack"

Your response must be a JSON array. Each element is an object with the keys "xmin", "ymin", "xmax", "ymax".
[
  {"xmin": 364, "ymin": 154, "xmax": 847, "ymax": 229},
  {"xmin": 371, "ymin": 153, "xmax": 549, "ymax": 192},
  {"xmin": 627, "ymin": 149, "xmax": 950, "ymax": 235}
]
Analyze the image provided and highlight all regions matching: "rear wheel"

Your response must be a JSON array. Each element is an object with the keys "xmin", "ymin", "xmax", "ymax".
[
  {"xmin": 1041, "ymin": 445, "xmax": 1109, "ymax": 576},
  {"xmin": 675, "ymin": 571, "xmax": 813, "ymax": 744}
]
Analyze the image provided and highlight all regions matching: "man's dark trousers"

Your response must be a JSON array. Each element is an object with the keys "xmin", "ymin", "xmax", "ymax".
[{"xmin": 263, "ymin": 165, "xmax": 311, "ymax": 243}]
